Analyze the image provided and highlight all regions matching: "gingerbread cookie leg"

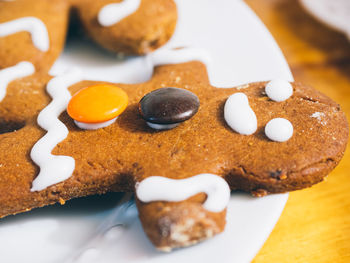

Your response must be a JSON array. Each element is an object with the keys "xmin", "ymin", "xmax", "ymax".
[
  {"xmin": 0, "ymin": 0, "xmax": 69, "ymax": 71},
  {"xmin": 137, "ymin": 199, "xmax": 227, "ymax": 251},
  {"xmin": 73, "ymin": 0, "xmax": 177, "ymax": 55},
  {"xmin": 136, "ymin": 174, "xmax": 229, "ymax": 251}
]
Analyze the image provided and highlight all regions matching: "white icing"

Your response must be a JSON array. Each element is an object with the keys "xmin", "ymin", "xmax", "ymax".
[
  {"xmin": 0, "ymin": 61, "xmax": 35, "ymax": 102},
  {"xmin": 265, "ymin": 79, "xmax": 293, "ymax": 102},
  {"xmin": 98, "ymin": 0, "xmax": 141, "ymax": 27},
  {"xmin": 136, "ymin": 174, "xmax": 231, "ymax": 213},
  {"xmin": 150, "ymin": 47, "xmax": 211, "ymax": 68},
  {"xmin": 75, "ymin": 117, "xmax": 118, "ymax": 130},
  {"xmin": 265, "ymin": 118, "xmax": 293, "ymax": 142},
  {"xmin": 0, "ymin": 17, "xmax": 49, "ymax": 52},
  {"xmin": 30, "ymin": 69, "xmax": 83, "ymax": 192},
  {"xmin": 224, "ymin": 92, "xmax": 257, "ymax": 135},
  {"xmin": 146, "ymin": 122, "xmax": 179, "ymax": 130}
]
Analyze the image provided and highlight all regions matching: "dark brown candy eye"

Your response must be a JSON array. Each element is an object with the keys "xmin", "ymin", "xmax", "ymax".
[{"xmin": 139, "ymin": 87, "xmax": 200, "ymax": 130}]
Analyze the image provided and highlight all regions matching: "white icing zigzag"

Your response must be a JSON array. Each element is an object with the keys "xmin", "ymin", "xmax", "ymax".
[
  {"xmin": 136, "ymin": 174, "xmax": 231, "ymax": 212},
  {"xmin": 0, "ymin": 17, "xmax": 49, "ymax": 52},
  {"xmin": 30, "ymin": 69, "xmax": 83, "ymax": 192},
  {"xmin": 98, "ymin": 0, "xmax": 141, "ymax": 27},
  {"xmin": 0, "ymin": 61, "xmax": 35, "ymax": 102}
]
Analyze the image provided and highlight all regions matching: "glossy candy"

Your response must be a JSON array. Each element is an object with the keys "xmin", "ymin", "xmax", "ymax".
[
  {"xmin": 67, "ymin": 84, "xmax": 128, "ymax": 128},
  {"xmin": 139, "ymin": 87, "xmax": 199, "ymax": 130}
]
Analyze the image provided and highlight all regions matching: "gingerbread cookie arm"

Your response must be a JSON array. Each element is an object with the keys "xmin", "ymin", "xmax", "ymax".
[
  {"xmin": 0, "ymin": 0, "xmax": 69, "ymax": 71},
  {"xmin": 73, "ymin": 0, "xmax": 177, "ymax": 55},
  {"xmin": 0, "ymin": 73, "xmax": 52, "ymax": 126}
]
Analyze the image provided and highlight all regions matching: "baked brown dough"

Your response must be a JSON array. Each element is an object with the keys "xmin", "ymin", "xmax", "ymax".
[{"xmin": 0, "ymin": 61, "xmax": 348, "ymax": 249}]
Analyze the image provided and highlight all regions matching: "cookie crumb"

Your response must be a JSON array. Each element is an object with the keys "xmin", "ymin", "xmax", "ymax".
[
  {"xmin": 59, "ymin": 197, "xmax": 65, "ymax": 205},
  {"xmin": 279, "ymin": 174, "xmax": 287, "ymax": 180},
  {"xmin": 252, "ymin": 189, "xmax": 268, "ymax": 197}
]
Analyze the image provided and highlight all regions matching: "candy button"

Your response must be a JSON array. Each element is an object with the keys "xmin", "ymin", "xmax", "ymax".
[
  {"xmin": 139, "ymin": 87, "xmax": 200, "ymax": 130},
  {"xmin": 67, "ymin": 84, "xmax": 128, "ymax": 130}
]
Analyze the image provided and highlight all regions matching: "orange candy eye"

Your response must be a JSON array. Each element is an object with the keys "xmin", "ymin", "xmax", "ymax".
[{"xmin": 67, "ymin": 84, "xmax": 128, "ymax": 123}]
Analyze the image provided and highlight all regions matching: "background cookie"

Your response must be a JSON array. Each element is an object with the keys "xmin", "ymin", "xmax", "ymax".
[
  {"xmin": 0, "ymin": 0, "xmax": 69, "ymax": 71},
  {"xmin": 0, "ymin": 0, "xmax": 177, "ymax": 73},
  {"xmin": 73, "ymin": 0, "xmax": 177, "ymax": 55}
]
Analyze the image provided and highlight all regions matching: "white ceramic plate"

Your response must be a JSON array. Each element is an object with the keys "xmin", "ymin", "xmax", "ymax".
[
  {"xmin": 0, "ymin": 0, "xmax": 291, "ymax": 262},
  {"xmin": 299, "ymin": 0, "xmax": 350, "ymax": 40}
]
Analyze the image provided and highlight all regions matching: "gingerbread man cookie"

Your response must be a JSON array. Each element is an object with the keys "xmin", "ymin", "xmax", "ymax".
[
  {"xmin": 0, "ymin": 55, "xmax": 348, "ymax": 250},
  {"xmin": 0, "ymin": 0, "xmax": 348, "ymax": 253}
]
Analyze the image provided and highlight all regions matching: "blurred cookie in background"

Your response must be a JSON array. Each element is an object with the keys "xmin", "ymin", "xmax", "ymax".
[{"xmin": 299, "ymin": 0, "xmax": 350, "ymax": 41}]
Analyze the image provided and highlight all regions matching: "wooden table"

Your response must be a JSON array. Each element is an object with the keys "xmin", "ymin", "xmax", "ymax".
[{"xmin": 243, "ymin": 0, "xmax": 350, "ymax": 262}]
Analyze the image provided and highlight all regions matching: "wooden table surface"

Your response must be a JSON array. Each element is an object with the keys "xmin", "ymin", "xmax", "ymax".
[{"xmin": 243, "ymin": 0, "xmax": 350, "ymax": 262}]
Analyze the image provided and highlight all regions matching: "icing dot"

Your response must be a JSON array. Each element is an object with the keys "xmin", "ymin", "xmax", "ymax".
[
  {"xmin": 265, "ymin": 118, "xmax": 293, "ymax": 142},
  {"xmin": 224, "ymin": 92, "xmax": 257, "ymax": 135},
  {"xmin": 265, "ymin": 79, "xmax": 293, "ymax": 102},
  {"xmin": 67, "ymin": 84, "xmax": 128, "ymax": 129},
  {"xmin": 139, "ymin": 87, "xmax": 200, "ymax": 129}
]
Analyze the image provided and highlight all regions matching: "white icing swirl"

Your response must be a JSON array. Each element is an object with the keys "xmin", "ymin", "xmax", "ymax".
[
  {"xmin": 265, "ymin": 118, "xmax": 293, "ymax": 142},
  {"xmin": 0, "ymin": 17, "xmax": 49, "ymax": 52},
  {"xmin": 224, "ymin": 92, "xmax": 257, "ymax": 135},
  {"xmin": 98, "ymin": 0, "xmax": 141, "ymax": 27},
  {"xmin": 265, "ymin": 79, "xmax": 293, "ymax": 102},
  {"xmin": 136, "ymin": 174, "xmax": 230, "ymax": 212},
  {"xmin": 30, "ymin": 69, "xmax": 83, "ymax": 192},
  {"xmin": 0, "ymin": 61, "xmax": 35, "ymax": 102}
]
